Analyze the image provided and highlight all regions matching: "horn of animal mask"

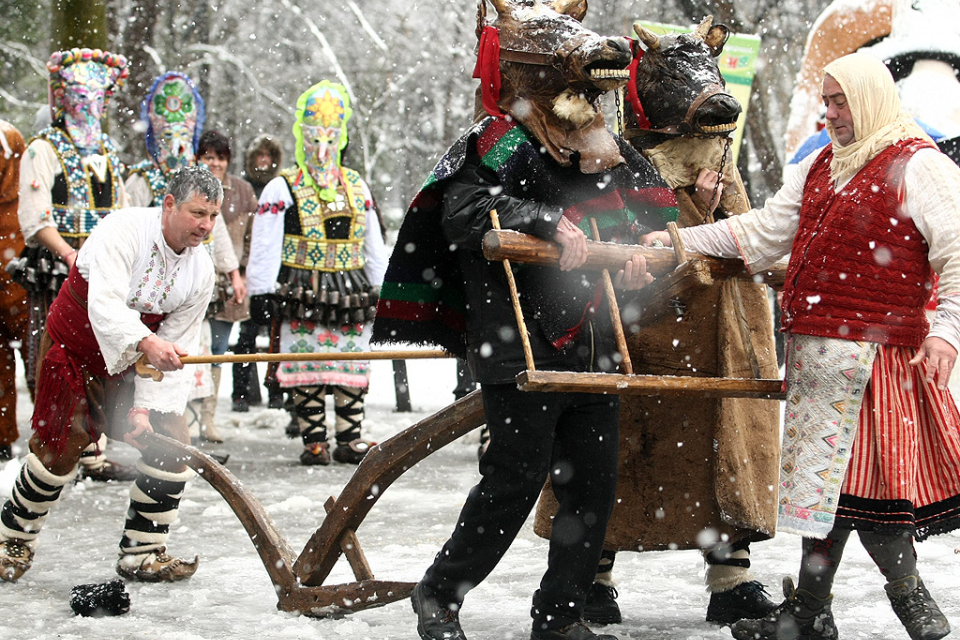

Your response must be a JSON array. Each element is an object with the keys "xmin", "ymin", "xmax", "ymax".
[
  {"xmin": 487, "ymin": 0, "xmax": 511, "ymax": 17},
  {"xmin": 693, "ymin": 15, "xmax": 714, "ymax": 41},
  {"xmin": 632, "ymin": 22, "xmax": 660, "ymax": 51},
  {"xmin": 552, "ymin": 0, "xmax": 588, "ymax": 21}
]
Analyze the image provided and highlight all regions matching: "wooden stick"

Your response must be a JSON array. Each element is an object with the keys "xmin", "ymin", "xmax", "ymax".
[
  {"xmin": 324, "ymin": 496, "xmax": 374, "ymax": 582},
  {"xmin": 589, "ymin": 218, "xmax": 633, "ymax": 375},
  {"xmin": 135, "ymin": 349, "xmax": 453, "ymax": 381},
  {"xmin": 490, "ymin": 209, "xmax": 536, "ymax": 372},
  {"xmin": 482, "ymin": 229, "xmax": 786, "ymax": 288},
  {"xmin": 517, "ymin": 370, "xmax": 785, "ymax": 400},
  {"xmin": 666, "ymin": 221, "xmax": 688, "ymax": 264}
]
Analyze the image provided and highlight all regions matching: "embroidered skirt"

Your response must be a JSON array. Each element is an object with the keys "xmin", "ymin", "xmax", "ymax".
[
  {"xmin": 275, "ymin": 319, "xmax": 372, "ymax": 389},
  {"xmin": 778, "ymin": 334, "xmax": 960, "ymax": 540}
]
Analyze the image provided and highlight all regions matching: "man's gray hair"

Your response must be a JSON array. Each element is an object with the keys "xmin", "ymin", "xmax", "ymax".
[{"xmin": 166, "ymin": 165, "xmax": 223, "ymax": 205}]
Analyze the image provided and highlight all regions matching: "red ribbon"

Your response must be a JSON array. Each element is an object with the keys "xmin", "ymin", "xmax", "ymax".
[
  {"xmin": 626, "ymin": 43, "xmax": 652, "ymax": 130},
  {"xmin": 473, "ymin": 26, "xmax": 505, "ymax": 118}
]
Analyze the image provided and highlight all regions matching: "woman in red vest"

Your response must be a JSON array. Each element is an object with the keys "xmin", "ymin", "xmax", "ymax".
[{"xmin": 646, "ymin": 52, "xmax": 959, "ymax": 640}]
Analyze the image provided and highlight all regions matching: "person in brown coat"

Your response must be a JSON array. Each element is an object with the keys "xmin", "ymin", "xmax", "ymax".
[{"xmin": 0, "ymin": 120, "xmax": 29, "ymax": 462}]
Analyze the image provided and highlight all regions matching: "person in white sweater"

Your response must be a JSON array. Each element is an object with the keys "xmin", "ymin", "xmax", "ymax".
[{"xmin": 0, "ymin": 166, "xmax": 220, "ymax": 585}]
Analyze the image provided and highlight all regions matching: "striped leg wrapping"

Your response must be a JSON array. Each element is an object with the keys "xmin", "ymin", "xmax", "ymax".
[
  {"xmin": 294, "ymin": 385, "xmax": 327, "ymax": 446},
  {"xmin": 333, "ymin": 386, "xmax": 366, "ymax": 444},
  {"xmin": 119, "ymin": 460, "xmax": 193, "ymax": 557},
  {"xmin": 79, "ymin": 433, "xmax": 107, "ymax": 470},
  {"xmin": 0, "ymin": 453, "xmax": 77, "ymax": 547}
]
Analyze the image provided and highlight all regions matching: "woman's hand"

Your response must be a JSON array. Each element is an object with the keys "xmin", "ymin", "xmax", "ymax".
[
  {"xmin": 641, "ymin": 231, "xmax": 671, "ymax": 247},
  {"xmin": 909, "ymin": 336, "xmax": 958, "ymax": 391},
  {"xmin": 229, "ymin": 269, "xmax": 247, "ymax": 305}
]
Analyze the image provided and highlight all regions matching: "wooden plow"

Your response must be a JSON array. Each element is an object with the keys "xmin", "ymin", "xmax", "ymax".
[
  {"xmin": 134, "ymin": 217, "xmax": 786, "ymax": 617},
  {"xmin": 142, "ymin": 390, "xmax": 485, "ymax": 617}
]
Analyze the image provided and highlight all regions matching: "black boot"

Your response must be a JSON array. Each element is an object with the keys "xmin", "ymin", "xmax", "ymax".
[
  {"xmin": 582, "ymin": 582, "xmax": 621, "ymax": 625},
  {"xmin": 885, "ymin": 575, "xmax": 951, "ymax": 640},
  {"xmin": 731, "ymin": 577, "xmax": 838, "ymax": 640},
  {"xmin": 706, "ymin": 580, "xmax": 778, "ymax": 625},
  {"xmin": 531, "ymin": 621, "xmax": 618, "ymax": 640},
  {"xmin": 411, "ymin": 582, "xmax": 466, "ymax": 640}
]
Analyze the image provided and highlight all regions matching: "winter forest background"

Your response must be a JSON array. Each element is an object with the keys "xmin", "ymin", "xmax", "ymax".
[{"xmin": 0, "ymin": 0, "xmax": 834, "ymax": 224}]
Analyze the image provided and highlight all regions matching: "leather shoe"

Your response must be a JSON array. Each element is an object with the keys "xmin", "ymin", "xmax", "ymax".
[{"xmin": 411, "ymin": 582, "xmax": 467, "ymax": 640}]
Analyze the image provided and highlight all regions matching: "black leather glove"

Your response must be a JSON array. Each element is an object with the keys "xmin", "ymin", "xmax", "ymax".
[{"xmin": 250, "ymin": 294, "xmax": 275, "ymax": 326}]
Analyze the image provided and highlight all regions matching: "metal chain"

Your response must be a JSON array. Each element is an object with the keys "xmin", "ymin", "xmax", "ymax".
[
  {"xmin": 702, "ymin": 135, "xmax": 732, "ymax": 224},
  {"xmin": 615, "ymin": 87, "xmax": 624, "ymax": 136}
]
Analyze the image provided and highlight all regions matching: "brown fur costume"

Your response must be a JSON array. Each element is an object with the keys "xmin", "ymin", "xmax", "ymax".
[
  {"xmin": 534, "ymin": 136, "xmax": 780, "ymax": 551},
  {"xmin": 0, "ymin": 120, "xmax": 29, "ymax": 449}
]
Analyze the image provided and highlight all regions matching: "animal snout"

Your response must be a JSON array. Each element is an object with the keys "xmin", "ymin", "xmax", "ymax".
[
  {"xmin": 603, "ymin": 37, "xmax": 633, "ymax": 66},
  {"xmin": 703, "ymin": 92, "xmax": 742, "ymax": 122},
  {"xmin": 690, "ymin": 92, "xmax": 742, "ymax": 135}
]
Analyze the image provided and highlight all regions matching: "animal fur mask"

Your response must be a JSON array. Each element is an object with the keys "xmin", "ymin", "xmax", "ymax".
[{"xmin": 473, "ymin": 0, "xmax": 633, "ymax": 172}]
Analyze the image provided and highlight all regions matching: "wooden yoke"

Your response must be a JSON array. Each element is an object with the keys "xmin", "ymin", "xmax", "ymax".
[{"xmin": 482, "ymin": 225, "xmax": 785, "ymax": 400}]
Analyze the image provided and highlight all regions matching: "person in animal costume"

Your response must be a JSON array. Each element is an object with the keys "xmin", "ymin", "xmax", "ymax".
[
  {"xmin": 648, "ymin": 52, "xmax": 960, "ymax": 640},
  {"xmin": 11, "ymin": 47, "xmax": 137, "ymax": 482},
  {"xmin": 372, "ymin": 1, "xmax": 680, "ymax": 638},
  {"xmin": 246, "ymin": 80, "xmax": 388, "ymax": 466},
  {"xmin": 535, "ymin": 18, "xmax": 780, "ymax": 628}
]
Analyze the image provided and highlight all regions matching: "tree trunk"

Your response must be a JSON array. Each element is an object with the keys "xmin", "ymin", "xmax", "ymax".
[
  {"xmin": 51, "ymin": 0, "xmax": 107, "ymax": 50},
  {"xmin": 112, "ymin": 0, "xmax": 159, "ymax": 158}
]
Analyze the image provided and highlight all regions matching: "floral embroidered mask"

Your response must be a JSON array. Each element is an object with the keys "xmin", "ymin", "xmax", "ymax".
[
  {"xmin": 59, "ymin": 61, "xmax": 110, "ymax": 155},
  {"xmin": 142, "ymin": 72, "xmax": 205, "ymax": 175}
]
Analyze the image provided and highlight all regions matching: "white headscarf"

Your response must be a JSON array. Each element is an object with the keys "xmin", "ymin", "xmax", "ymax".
[{"xmin": 823, "ymin": 52, "xmax": 933, "ymax": 185}]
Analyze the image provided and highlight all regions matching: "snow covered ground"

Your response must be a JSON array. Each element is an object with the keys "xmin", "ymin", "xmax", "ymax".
[{"xmin": 1, "ymin": 354, "xmax": 958, "ymax": 640}]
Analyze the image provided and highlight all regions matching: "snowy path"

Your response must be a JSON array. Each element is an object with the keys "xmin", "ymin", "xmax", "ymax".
[{"xmin": 1, "ymin": 357, "xmax": 958, "ymax": 640}]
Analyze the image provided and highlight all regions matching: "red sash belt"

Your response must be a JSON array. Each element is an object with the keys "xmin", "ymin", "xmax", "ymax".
[{"xmin": 33, "ymin": 266, "xmax": 164, "ymax": 452}]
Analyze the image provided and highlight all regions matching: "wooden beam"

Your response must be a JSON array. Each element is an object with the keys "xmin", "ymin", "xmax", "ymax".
[
  {"xmin": 517, "ymin": 370, "xmax": 785, "ymax": 399},
  {"xmin": 482, "ymin": 229, "xmax": 785, "ymax": 288},
  {"xmin": 324, "ymin": 496, "xmax": 375, "ymax": 582},
  {"xmin": 294, "ymin": 391, "xmax": 487, "ymax": 586}
]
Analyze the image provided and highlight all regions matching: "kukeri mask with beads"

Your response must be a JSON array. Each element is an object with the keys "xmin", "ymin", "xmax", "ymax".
[{"xmin": 142, "ymin": 71, "xmax": 206, "ymax": 176}]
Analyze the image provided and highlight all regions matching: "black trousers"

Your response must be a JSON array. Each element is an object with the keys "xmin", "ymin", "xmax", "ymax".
[
  {"xmin": 232, "ymin": 319, "xmax": 260, "ymax": 402},
  {"xmin": 422, "ymin": 382, "xmax": 620, "ymax": 628}
]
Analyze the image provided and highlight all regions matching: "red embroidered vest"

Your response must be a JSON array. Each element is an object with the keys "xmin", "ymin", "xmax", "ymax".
[{"xmin": 780, "ymin": 139, "xmax": 935, "ymax": 347}]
